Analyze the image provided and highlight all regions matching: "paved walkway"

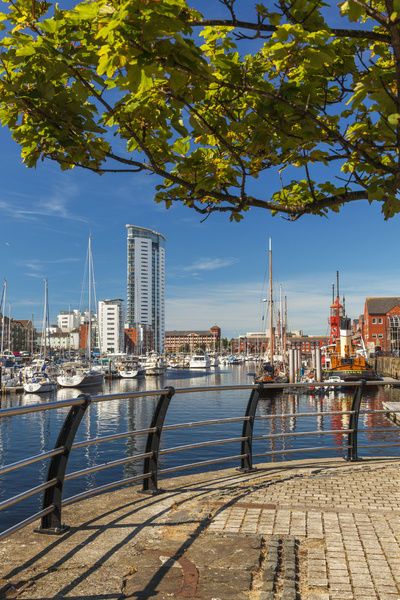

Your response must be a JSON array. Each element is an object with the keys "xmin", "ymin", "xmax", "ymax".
[{"xmin": 1, "ymin": 457, "xmax": 400, "ymax": 599}]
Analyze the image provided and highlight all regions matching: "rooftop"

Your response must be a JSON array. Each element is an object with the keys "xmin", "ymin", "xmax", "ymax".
[
  {"xmin": 126, "ymin": 224, "xmax": 166, "ymax": 241},
  {"xmin": 166, "ymin": 330, "xmax": 217, "ymax": 336},
  {"xmin": 365, "ymin": 296, "xmax": 400, "ymax": 314}
]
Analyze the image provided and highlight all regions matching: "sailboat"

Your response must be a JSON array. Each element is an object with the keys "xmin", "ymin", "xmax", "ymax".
[
  {"xmin": 23, "ymin": 279, "xmax": 58, "ymax": 394},
  {"xmin": 144, "ymin": 351, "xmax": 167, "ymax": 376},
  {"xmin": 57, "ymin": 236, "xmax": 104, "ymax": 388}
]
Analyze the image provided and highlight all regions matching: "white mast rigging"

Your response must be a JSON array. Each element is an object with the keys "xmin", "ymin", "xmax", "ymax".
[
  {"xmin": 0, "ymin": 280, "xmax": 7, "ymax": 356},
  {"xmin": 268, "ymin": 238, "xmax": 274, "ymax": 363}
]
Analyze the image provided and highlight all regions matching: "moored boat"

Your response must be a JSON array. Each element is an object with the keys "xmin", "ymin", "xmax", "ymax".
[
  {"xmin": 118, "ymin": 362, "xmax": 145, "ymax": 378},
  {"xmin": 57, "ymin": 365, "xmax": 104, "ymax": 388},
  {"xmin": 23, "ymin": 372, "xmax": 57, "ymax": 394},
  {"xmin": 144, "ymin": 353, "xmax": 166, "ymax": 376},
  {"xmin": 189, "ymin": 352, "xmax": 211, "ymax": 369},
  {"xmin": 322, "ymin": 272, "xmax": 379, "ymax": 382},
  {"xmin": 57, "ymin": 236, "xmax": 104, "ymax": 389}
]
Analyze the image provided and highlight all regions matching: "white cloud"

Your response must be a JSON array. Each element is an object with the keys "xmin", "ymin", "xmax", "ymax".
[
  {"xmin": 183, "ymin": 257, "xmax": 238, "ymax": 272},
  {"xmin": 166, "ymin": 269, "xmax": 400, "ymax": 338},
  {"xmin": 20, "ymin": 257, "xmax": 80, "ymax": 279},
  {"xmin": 0, "ymin": 182, "xmax": 87, "ymax": 223}
]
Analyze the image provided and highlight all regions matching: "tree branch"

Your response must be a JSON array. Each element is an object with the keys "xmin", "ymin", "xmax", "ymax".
[{"xmin": 189, "ymin": 19, "xmax": 390, "ymax": 43}]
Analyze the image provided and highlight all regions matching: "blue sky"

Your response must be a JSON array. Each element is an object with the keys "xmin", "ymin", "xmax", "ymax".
[{"xmin": 0, "ymin": 1, "xmax": 399, "ymax": 338}]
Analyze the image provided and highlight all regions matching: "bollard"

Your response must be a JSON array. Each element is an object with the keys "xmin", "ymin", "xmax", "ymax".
[{"xmin": 315, "ymin": 347, "xmax": 322, "ymax": 382}]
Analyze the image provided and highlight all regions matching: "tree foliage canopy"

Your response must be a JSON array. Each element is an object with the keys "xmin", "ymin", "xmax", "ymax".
[{"xmin": 1, "ymin": 0, "xmax": 400, "ymax": 220}]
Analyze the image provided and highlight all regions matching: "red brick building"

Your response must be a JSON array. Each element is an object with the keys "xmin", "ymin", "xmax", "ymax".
[
  {"xmin": 124, "ymin": 326, "xmax": 154, "ymax": 354},
  {"xmin": 287, "ymin": 335, "xmax": 329, "ymax": 355},
  {"xmin": 363, "ymin": 297, "xmax": 400, "ymax": 352},
  {"xmin": 165, "ymin": 326, "xmax": 221, "ymax": 353},
  {"xmin": 232, "ymin": 333, "xmax": 328, "ymax": 356}
]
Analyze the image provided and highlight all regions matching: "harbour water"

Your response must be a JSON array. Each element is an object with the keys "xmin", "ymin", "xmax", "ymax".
[{"xmin": 1, "ymin": 364, "xmax": 400, "ymax": 534}]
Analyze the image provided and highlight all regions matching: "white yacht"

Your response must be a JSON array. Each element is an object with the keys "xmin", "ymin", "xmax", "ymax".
[
  {"xmin": 1, "ymin": 366, "xmax": 21, "ymax": 390},
  {"xmin": 57, "ymin": 236, "xmax": 104, "ymax": 389},
  {"xmin": 209, "ymin": 354, "xmax": 220, "ymax": 368},
  {"xmin": 23, "ymin": 371, "xmax": 57, "ymax": 394},
  {"xmin": 144, "ymin": 353, "xmax": 166, "ymax": 376},
  {"xmin": 189, "ymin": 353, "xmax": 211, "ymax": 369},
  {"xmin": 24, "ymin": 281, "xmax": 58, "ymax": 394},
  {"xmin": 118, "ymin": 361, "xmax": 145, "ymax": 378},
  {"xmin": 57, "ymin": 364, "xmax": 104, "ymax": 388}
]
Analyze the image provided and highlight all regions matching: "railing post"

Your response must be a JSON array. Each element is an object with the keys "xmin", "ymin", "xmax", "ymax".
[
  {"xmin": 35, "ymin": 394, "xmax": 91, "ymax": 534},
  {"xmin": 238, "ymin": 384, "xmax": 263, "ymax": 472},
  {"xmin": 142, "ymin": 386, "xmax": 175, "ymax": 493},
  {"xmin": 347, "ymin": 380, "xmax": 366, "ymax": 462}
]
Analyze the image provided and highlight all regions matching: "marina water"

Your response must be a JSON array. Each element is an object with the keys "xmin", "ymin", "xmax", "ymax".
[{"xmin": 1, "ymin": 365, "xmax": 399, "ymax": 534}]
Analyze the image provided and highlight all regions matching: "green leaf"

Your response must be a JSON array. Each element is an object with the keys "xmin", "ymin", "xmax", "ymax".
[
  {"xmin": 388, "ymin": 114, "xmax": 400, "ymax": 126},
  {"xmin": 172, "ymin": 137, "xmax": 190, "ymax": 155}
]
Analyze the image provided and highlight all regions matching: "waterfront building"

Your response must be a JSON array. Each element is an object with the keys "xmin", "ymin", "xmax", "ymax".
[
  {"xmin": 126, "ymin": 225, "xmax": 165, "ymax": 353},
  {"xmin": 233, "ymin": 332, "xmax": 266, "ymax": 354},
  {"xmin": 363, "ymin": 297, "xmax": 400, "ymax": 353},
  {"xmin": 98, "ymin": 299, "xmax": 124, "ymax": 355},
  {"xmin": 287, "ymin": 335, "xmax": 329, "ymax": 356},
  {"xmin": 233, "ymin": 331, "xmax": 328, "ymax": 356},
  {"xmin": 124, "ymin": 325, "xmax": 154, "ymax": 355},
  {"xmin": 0, "ymin": 318, "xmax": 36, "ymax": 353},
  {"xmin": 35, "ymin": 328, "xmax": 80, "ymax": 351},
  {"xmin": 78, "ymin": 314, "xmax": 98, "ymax": 352},
  {"xmin": 164, "ymin": 326, "xmax": 221, "ymax": 353},
  {"xmin": 57, "ymin": 310, "xmax": 82, "ymax": 332}
]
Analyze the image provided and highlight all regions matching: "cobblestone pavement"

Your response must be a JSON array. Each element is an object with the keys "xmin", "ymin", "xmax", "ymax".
[{"xmin": 1, "ymin": 458, "xmax": 400, "ymax": 599}]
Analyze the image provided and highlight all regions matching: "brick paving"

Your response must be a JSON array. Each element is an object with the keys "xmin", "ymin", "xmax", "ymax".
[
  {"xmin": 1, "ymin": 457, "xmax": 400, "ymax": 599},
  {"xmin": 207, "ymin": 460, "xmax": 400, "ymax": 599}
]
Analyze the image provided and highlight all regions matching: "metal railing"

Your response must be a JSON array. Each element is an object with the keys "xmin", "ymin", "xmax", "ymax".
[{"xmin": 0, "ymin": 379, "xmax": 400, "ymax": 540}]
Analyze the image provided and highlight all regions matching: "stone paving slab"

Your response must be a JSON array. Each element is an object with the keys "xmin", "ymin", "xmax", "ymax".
[{"xmin": 1, "ymin": 457, "xmax": 400, "ymax": 599}]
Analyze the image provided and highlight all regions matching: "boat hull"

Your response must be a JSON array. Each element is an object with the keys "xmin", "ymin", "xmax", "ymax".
[
  {"xmin": 145, "ymin": 368, "xmax": 166, "ymax": 376},
  {"xmin": 57, "ymin": 372, "xmax": 104, "ymax": 388},
  {"xmin": 23, "ymin": 381, "xmax": 57, "ymax": 394},
  {"xmin": 119, "ymin": 370, "xmax": 143, "ymax": 379},
  {"xmin": 323, "ymin": 369, "xmax": 380, "ymax": 382}
]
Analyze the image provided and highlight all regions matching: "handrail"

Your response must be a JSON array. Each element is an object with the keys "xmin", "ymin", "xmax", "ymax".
[
  {"xmin": 0, "ymin": 396, "xmax": 87, "ymax": 418},
  {"xmin": 0, "ymin": 478, "xmax": 58, "ymax": 511},
  {"xmin": 0, "ymin": 379, "xmax": 395, "ymax": 419},
  {"xmin": 0, "ymin": 447, "xmax": 66, "ymax": 476},
  {"xmin": 72, "ymin": 427, "xmax": 157, "ymax": 449},
  {"xmin": 253, "ymin": 429, "xmax": 353, "ymax": 441},
  {"xmin": 0, "ymin": 378, "xmax": 399, "ymax": 540}
]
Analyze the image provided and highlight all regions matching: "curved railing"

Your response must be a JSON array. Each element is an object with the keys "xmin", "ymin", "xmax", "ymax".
[{"xmin": 1, "ymin": 380, "xmax": 399, "ymax": 540}]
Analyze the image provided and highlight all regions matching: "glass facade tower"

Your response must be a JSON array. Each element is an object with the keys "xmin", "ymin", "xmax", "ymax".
[{"xmin": 126, "ymin": 225, "xmax": 166, "ymax": 353}]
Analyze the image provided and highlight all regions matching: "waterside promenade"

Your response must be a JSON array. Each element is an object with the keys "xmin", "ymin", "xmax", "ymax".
[{"xmin": 1, "ymin": 457, "xmax": 400, "ymax": 600}]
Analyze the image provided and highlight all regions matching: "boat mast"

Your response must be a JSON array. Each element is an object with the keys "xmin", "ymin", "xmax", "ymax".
[
  {"xmin": 40, "ymin": 279, "xmax": 49, "ymax": 359},
  {"xmin": 0, "ymin": 280, "xmax": 7, "ymax": 356},
  {"xmin": 31, "ymin": 313, "xmax": 34, "ymax": 355},
  {"xmin": 88, "ymin": 235, "xmax": 92, "ymax": 364},
  {"xmin": 283, "ymin": 295, "xmax": 288, "ymax": 358},
  {"xmin": 269, "ymin": 238, "xmax": 274, "ymax": 362},
  {"xmin": 7, "ymin": 303, "xmax": 11, "ymax": 351},
  {"xmin": 279, "ymin": 284, "xmax": 283, "ymax": 358}
]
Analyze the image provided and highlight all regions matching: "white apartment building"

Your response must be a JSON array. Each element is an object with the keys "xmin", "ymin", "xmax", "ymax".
[
  {"xmin": 37, "ymin": 330, "xmax": 80, "ymax": 351},
  {"xmin": 98, "ymin": 299, "xmax": 124, "ymax": 354},
  {"xmin": 126, "ymin": 225, "xmax": 165, "ymax": 353},
  {"xmin": 57, "ymin": 310, "xmax": 82, "ymax": 332}
]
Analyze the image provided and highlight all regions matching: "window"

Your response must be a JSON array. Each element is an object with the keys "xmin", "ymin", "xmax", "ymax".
[
  {"xmin": 372, "ymin": 318, "xmax": 377, "ymax": 324},
  {"xmin": 378, "ymin": 334, "xmax": 383, "ymax": 338},
  {"xmin": 372, "ymin": 334, "xmax": 377, "ymax": 338},
  {"xmin": 378, "ymin": 318, "xmax": 383, "ymax": 324}
]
